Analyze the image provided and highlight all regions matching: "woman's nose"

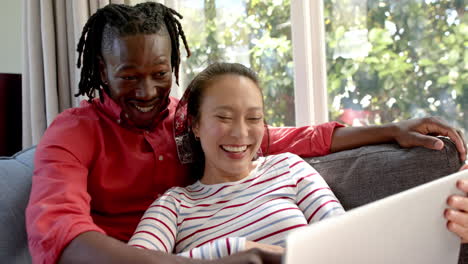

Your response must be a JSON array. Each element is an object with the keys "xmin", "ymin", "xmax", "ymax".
[{"xmin": 231, "ymin": 119, "xmax": 249, "ymax": 138}]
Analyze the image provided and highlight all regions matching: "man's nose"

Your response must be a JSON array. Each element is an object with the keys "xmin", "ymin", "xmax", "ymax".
[{"xmin": 136, "ymin": 77, "xmax": 157, "ymax": 100}]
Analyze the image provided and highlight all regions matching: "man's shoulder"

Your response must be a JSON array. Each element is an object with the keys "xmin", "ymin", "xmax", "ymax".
[
  {"xmin": 41, "ymin": 103, "xmax": 101, "ymax": 145},
  {"xmin": 35, "ymin": 103, "xmax": 104, "ymax": 166},
  {"xmin": 59, "ymin": 100, "xmax": 100, "ymax": 120},
  {"xmin": 52, "ymin": 100, "xmax": 104, "ymax": 128}
]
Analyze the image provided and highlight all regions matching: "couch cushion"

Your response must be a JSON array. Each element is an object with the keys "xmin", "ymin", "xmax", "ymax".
[{"xmin": 0, "ymin": 146, "xmax": 35, "ymax": 264}]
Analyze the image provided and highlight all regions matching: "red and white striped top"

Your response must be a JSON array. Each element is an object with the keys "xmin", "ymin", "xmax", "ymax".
[{"xmin": 128, "ymin": 152, "xmax": 345, "ymax": 259}]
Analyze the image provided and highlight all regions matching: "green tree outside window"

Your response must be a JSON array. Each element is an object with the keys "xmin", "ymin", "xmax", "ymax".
[{"xmin": 177, "ymin": 0, "xmax": 467, "ymax": 134}]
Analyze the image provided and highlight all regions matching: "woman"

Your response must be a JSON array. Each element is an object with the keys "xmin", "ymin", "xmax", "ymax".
[
  {"xmin": 25, "ymin": 2, "xmax": 467, "ymax": 264},
  {"xmin": 128, "ymin": 62, "xmax": 345, "ymax": 259}
]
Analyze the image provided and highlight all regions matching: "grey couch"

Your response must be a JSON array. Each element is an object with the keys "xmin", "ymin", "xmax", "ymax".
[{"xmin": 0, "ymin": 138, "xmax": 465, "ymax": 263}]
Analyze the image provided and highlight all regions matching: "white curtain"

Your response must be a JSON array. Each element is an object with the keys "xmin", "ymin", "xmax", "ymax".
[{"xmin": 22, "ymin": 0, "xmax": 130, "ymax": 148}]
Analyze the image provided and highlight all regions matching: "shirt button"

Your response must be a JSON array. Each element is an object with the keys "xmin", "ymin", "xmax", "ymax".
[
  {"xmin": 159, "ymin": 155, "xmax": 164, "ymax": 161},
  {"xmin": 116, "ymin": 119, "xmax": 121, "ymax": 124}
]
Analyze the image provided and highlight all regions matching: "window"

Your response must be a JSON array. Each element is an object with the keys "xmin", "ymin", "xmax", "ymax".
[
  {"xmin": 131, "ymin": 0, "xmax": 467, "ymax": 138},
  {"xmin": 323, "ymin": 0, "xmax": 467, "ymax": 135},
  {"xmin": 133, "ymin": 0, "xmax": 296, "ymax": 126}
]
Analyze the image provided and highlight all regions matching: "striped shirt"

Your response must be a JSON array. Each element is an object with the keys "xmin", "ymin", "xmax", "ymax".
[{"xmin": 128, "ymin": 152, "xmax": 345, "ymax": 259}]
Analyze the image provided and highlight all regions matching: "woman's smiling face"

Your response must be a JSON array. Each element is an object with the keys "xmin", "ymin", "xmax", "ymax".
[
  {"xmin": 100, "ymin": 33, "xmax": 172, "ymax": 129},
  {"xmin": 192, "ymin": 74, "xmax": 265, "ymax": 184}
]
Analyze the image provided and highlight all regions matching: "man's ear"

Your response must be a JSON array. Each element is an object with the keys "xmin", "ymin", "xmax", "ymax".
[{"xmin": 98, "ymin": 57, "xmax": 108, "ymax": 85}]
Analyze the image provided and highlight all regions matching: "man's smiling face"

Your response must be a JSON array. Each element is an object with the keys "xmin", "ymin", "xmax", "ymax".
[{"xmin": 100, "ymin": 32, "xmax": 172, "ymax": 129}]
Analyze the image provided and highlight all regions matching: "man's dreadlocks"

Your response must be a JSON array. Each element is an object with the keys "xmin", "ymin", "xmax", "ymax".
[{"xmin": 75, "ymin": 2, "xmax": 191, "ymax": 101}]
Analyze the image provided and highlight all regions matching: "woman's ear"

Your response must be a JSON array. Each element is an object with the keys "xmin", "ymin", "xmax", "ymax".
[{"xmin": 190, "ymin": 117, "xmax": 200, "ymax": 138}]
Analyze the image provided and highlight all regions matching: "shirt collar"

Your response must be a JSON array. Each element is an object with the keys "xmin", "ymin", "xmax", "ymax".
[{"xmin": 96, "ymin": 91, "xmax": 122, "ymax": 121}]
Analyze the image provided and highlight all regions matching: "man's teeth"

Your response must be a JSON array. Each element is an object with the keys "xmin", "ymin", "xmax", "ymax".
[
  {"xmin": 222, "ymin": 145, "xmax": 247, "ymax": 152},
  {"xmin": 134, "ymin": 105, "xmax": 155, "ymax": 113}
]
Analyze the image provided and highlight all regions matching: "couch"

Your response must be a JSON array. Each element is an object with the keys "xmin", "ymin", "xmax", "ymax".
[{"xmin": 0, "ymin": 138, "xmax": 465, "ymax": 263}]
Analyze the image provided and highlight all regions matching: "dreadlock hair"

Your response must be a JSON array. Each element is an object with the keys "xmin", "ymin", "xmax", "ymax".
[{"xmin": 75, "ymin": 2, "xmax": 191, "ymax": 102}]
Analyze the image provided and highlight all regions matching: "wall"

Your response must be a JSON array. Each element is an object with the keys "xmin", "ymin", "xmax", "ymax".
[{"xmin": 0, "ymin": 0, "xmax": 23, "ymax": 74}]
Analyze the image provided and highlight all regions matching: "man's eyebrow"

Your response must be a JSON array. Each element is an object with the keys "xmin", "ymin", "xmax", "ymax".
[{"xmin": 115, "ymin": 58, "xmax": 170, "ymax": 72}]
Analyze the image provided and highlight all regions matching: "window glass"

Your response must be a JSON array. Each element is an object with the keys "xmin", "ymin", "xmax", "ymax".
[
  {"xmin": 324, "ymin": 0, "xmax": 467, "ymax": 135},
  {"xmin": 133, "ymin": 0, "xmax": 296, "ymax": 126}
]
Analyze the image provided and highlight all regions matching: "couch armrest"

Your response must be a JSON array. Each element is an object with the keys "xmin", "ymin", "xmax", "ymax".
[{"xmin": 0, "ymin": 146, "xmax": 35, "ymax": 264}]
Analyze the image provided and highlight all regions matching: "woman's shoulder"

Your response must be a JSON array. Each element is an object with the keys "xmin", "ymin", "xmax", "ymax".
[
  {"xmin": 261, "ymin": 153, "xmax": 312, "ymax": 177},
  {"xmin": 263, "ymin": 152, "xmax": 303, "ymax": 164},
  {"xmin": 254, "ymin": 153, "xmax": 304, "ymax": 177},
  {"xmin": 157, "ymin": 185, "xmax": 194, "ymax": 205},
  {"xmin": 163, "ymin": 185, "xmax": 185, "ymax": 195}
]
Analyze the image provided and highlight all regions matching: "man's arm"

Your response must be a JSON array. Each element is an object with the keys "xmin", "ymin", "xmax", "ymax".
[
  {"xmin": 59, "ymin": 231, "xmax": 196, "ymax": 264},
  {"xmin": 263, "ymin": 122, "xmax": 343, "ymax": 157},
  {"xmin": 330, "ymin": 117, "xmax": 466, "ymax": 161},
  {"xmin": 265, "ymin": 117, "xmax": 466, "ymax": 160},
  {"xmin": 60, "ymin": 232, "xmax": 282, "ymax": 264},
  {"xmin": 329, "ymin": 123, "xmax": 396, "ymax": 152},
  {"xmin": 26, "ymin": 115, "xmax": 107, "ymax": 264}
]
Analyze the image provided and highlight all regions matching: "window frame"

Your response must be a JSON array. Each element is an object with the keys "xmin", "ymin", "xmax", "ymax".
[
  {"xmin": 163, "ymin": 0, "xmax": 329, "ymax": 126},
  {"xmin": 290, "ymin": 0, "xmax": 328, "ymax": 126}
]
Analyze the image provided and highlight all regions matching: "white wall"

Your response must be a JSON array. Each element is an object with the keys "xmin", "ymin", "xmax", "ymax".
[{"xmin": 0, "ymin": 0, "xmax": 23, "ymax": 74}]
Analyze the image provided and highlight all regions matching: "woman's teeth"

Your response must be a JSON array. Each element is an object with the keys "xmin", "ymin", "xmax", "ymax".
[
  {"xmin": 222, "ymin": 145, "xmax": 247, "ymax": 152},
  {"xmin": 134, "ymin": 105, "xmax": 155, "ymax": 113}
]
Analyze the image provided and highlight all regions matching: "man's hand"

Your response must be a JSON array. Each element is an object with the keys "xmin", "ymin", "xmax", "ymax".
[{"xmin": 393, "ymin": 117, "xmax": 466, "ymax": 161}]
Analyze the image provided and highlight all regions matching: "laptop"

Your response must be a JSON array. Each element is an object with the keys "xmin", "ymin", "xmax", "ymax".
[{"xmin": 285, "ymin": 169, "xmax": 468, "ymax": 264}]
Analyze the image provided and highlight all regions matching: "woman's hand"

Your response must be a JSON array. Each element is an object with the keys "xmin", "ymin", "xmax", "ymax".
[
  {"xmin": 393, "ymin": 117, "xmax": 466, "ymax": 161},
  {"xmin": 445, "ymin": 164, "xmax": 468, "ymax": 243},
  {"xmin": 211, "ymin": 243, "xmax": 283, "ymax": 264},
  {"xmin": 245, "ymin": 241, "xmax": 285, "ymax": 254}
]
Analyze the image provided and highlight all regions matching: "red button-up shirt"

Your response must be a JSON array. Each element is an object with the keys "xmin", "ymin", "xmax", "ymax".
[{"xmin": 26, "ymin": 93, "xmax": 343, "ymax": 264}]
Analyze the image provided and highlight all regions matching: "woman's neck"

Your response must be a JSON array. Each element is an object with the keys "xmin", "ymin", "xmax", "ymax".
[{"xmin": 200, "ymin": 160, "xmax": 260, "ymax": 185}]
